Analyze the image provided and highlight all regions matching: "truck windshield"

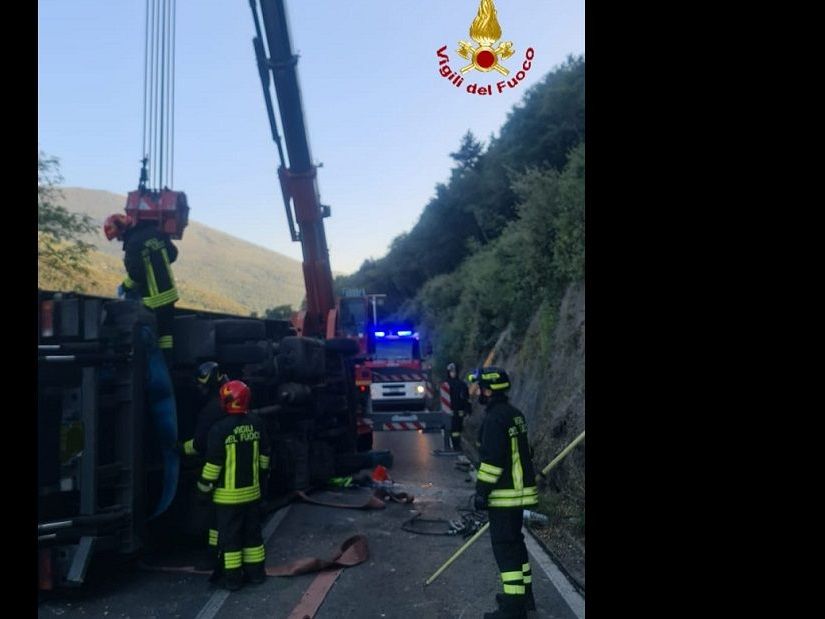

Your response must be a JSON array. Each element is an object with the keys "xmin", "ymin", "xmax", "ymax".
[
  {"xmin": 339, "ymin": 298, "xmax": 367, "ymax": 337},
  {"xmin": 374, "ymin": 339, "xmax": 418, "ymax": 360}
]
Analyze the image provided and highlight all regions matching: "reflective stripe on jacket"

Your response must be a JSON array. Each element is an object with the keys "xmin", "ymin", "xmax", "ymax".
[
  {"xmin": 476, "ymin": 398, "xmax": 538, "ymax": 508},
  {"xmin": 122, "ymin": 224, "xmax": 179, "ymax": 309},
  {"xmin": 201, "ymin": 414, "xmax": 271, "ymax": 505}
]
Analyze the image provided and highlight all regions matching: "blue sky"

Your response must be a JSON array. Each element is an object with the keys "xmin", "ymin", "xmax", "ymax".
[{"xmin": 39, "ymin": 1, "xmax": 584, "ymax": 274}]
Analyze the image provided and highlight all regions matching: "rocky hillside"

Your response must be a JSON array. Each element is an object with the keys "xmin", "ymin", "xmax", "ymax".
[
  {"xmin": 463, "ymin": 281, "xmax": 585, "ymax": 589},
  {"xmin": 38, "ymin": 187, "xmax": 306, "ymax": 315}
]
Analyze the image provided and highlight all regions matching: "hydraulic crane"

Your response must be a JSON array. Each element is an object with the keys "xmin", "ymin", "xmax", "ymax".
[
  {"xmin": 249, "ymin": 0, "xmax": 337, "ymax": 339},
  {"xmin": 250, "ymin": 0, "xmax": 378, "ymax": 449}
]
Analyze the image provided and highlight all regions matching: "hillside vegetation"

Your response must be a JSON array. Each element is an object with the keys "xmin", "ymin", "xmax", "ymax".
[
  {"xmin": 339, "ymin": 56, "xmax": 586, "ymax": 582},
  {"xmin": 340, "ymin": 55, "xmax": 584, "ymax": 376},
  {"xmin": 38, "ymin": 187, "xmax": 306, "ymax": 315}
]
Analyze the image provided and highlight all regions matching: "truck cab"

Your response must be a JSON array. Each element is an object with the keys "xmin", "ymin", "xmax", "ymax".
[{"xmin": 366, "ymin": 327, "xmax": 429, "ymax": 412}]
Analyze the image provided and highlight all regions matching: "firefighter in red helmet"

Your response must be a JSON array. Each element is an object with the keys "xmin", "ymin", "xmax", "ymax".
[
  {"xmin": 103, "ymin": 212, "xmax": 179, "ymax": 365},
  {"xmin": 198, "ymin": 380, "xmax": 271, "ymax": 591},
  {"xmin": 103, "ymin": 213, "xmax": 133, "ymax": 242}
]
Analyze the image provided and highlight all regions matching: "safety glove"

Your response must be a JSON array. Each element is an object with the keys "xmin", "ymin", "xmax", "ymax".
[{"xmin": 473, "ymin": 492, "xmax": 488, "ymax": 512}]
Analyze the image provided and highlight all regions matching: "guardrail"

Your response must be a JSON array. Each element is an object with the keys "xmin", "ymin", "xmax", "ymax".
[{"xmin": 366, "ymin": 411, "xmax": 455, "ymax": 451}]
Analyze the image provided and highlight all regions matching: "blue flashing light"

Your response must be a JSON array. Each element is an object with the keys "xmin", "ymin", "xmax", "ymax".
[
  {"xmin": 397, "ymin": 330, "xmax": 413, "ymax": 336},
  {"xmin": 374, "ymin": 331, "xmax": 386, "ymax": 337}
]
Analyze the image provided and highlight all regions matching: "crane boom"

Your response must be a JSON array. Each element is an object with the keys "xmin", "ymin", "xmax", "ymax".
[{"xmin": 250, "ymin": 0, "xmax": 336, "ymax": 338}]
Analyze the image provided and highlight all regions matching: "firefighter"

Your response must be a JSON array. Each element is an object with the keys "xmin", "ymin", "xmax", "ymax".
[
  {"xmin": 198, "ymin": 380, "xmax": 270, "ymax": 591},
  {"xmin": 178, "ymin": 362, "xmax": 229, "ymax": 556},
  {"xmin": 470, "ymin": 367, "xmax": 537, "ymax": 619},
  {"xmin": 103, "ymin": 214, "xmax": 179, "ymax": 365},
  {"xmin": 446, "ymin": 362, "xmax": 471, "ymax": 451}
]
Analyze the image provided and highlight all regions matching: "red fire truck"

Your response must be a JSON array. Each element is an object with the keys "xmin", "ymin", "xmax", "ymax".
[{"xmin": 366, "ymin": 326, "xmax": 433, "ymax": 412}]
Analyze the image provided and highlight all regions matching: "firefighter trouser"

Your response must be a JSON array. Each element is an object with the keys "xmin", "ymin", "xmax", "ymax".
[
  {"xmin": 153, "ymin": 303, "xmax": 175, "ymax": 366},
  {"xmin": 215, "ymin": 500, "xmax": 266, "ymax": 584},
  {"xmin": 488, "ymin": 507, "xmax": 531, "ymax": 606},
  {"xmin": 190, "ymin": 484, "xmax": 219, "ymax": 550},
  {"xmin": 450, "ymin": 413, "xmax": 464, "ymax": 451},
  {"xmin": 207, "ymin": 500, "xmax": 218, "ymax": 549}
]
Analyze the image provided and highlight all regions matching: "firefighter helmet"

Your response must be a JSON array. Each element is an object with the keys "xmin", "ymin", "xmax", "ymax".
[
  {"xmin": 194, "ymin": 361, "xmax": 228, "ymax": 390},
  {"xmin": 103, "ymin": 213, "xmax": 133, "ymax": 241},
  {"xmin": 219, "ymin": 380, "xmax": 251, "ymax": 415},
  {"xmin": 467, "ymin": 366, "xmax": 511, "ymax": 392}
]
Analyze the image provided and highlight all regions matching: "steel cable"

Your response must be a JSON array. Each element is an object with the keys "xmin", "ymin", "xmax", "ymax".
[{"xmin": 141, "ymin": 0, "xmax": 176, "ymax": 190}]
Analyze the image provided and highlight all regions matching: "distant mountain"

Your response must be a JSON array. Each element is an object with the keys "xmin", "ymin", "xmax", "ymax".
[{"xmin": 38, "ymin": 187, "xmax": 306, "ymax": 316}]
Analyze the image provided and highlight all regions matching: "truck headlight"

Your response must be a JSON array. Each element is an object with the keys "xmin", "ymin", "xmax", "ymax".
[{"xmin": 416, "ymin": 385, "xmax": 425, "ymax": 394}]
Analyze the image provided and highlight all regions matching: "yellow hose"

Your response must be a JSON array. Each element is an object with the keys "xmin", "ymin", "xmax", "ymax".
[{"xmin": 538, "ymin": 430, "xmax": 585, "ymax": 478}]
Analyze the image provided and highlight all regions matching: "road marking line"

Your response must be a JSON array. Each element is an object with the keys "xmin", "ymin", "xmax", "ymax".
[
  {"xmin": 262, "ymin": 504, "xmax": 292, "ymax": 540},
  {"xmin": 193, "ymin": 590, "xmax": 230, "ymax": 619},
  {"xmin": 194, "ymin": 504, "xmax": 293, "ymax": 619},
  {"xmin": 524, "ymin": 528, "xmax": 585, "ymax": 619}
]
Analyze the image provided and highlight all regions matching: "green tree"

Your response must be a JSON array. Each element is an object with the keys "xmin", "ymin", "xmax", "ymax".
[
  {"xmin": 449, "ymin": 131, "xmax": 484, "ymax": 170},
  {"xmin": 38, "ymin": 152, "xmax": 96, "ymax": 286},
  {"xmin": 265, "ymin": 304, "xmax": 293, "ymax": 320},
  {"xmin": 340, "ymin": 57, "xmax": 585, "ymax": 307},
  {"xmin": 553, "ymin": 144, "xmax": 585, "ymax": 281}
]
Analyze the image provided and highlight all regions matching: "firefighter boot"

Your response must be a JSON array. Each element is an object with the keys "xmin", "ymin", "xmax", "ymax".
[
  {"xmin": 525, "ymin": 586, "xmax": 536, "ymax": 612},
  {"xmin": 197, "ymin": 550, "xmax": 220, "ymax": 574},
  {"xmin": 197, "ymin": 531, "xmax": 221, "ymax": 572},
  {"xmin": 208, "ymin": 552, "xmax": 223, "ymax": 584},
  {"xmin": 222, "ymin": 568, "xmax": 244, "ymax": 591},
  {"xmin": 484, "ymin": 594, "xmax": 527, "ymax": 619},
  {"xmin": 522, "ymin": 561, "xmax": 535, "ymax": 611},
  {"xmin": 243, "ymin": 562, "xmax": 266, "ymax": 585},
  {"xmin": 497, "ymin": 592, "xmax": 536, "ymax": 613}
]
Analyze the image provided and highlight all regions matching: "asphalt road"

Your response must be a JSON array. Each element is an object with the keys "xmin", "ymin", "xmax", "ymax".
[{"xmin": 38, "ymin": 431, "xmax": 584, "ymax": 618}]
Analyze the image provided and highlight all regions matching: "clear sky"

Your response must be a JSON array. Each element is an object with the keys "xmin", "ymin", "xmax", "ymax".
[{"xmin": 39, "ymin": 1, "xmax": 584, "ymax": 274}]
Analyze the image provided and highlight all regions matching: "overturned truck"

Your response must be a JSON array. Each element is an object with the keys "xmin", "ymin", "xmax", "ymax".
[{"xmin": 37, "ymin": 289, "xmax": 365, "ymax": 588}]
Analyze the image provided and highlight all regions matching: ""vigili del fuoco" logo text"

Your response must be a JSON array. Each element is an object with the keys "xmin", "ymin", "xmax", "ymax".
[{"xmin": 436, "ymin": 0, "xmax": 535, "ymax": 96}]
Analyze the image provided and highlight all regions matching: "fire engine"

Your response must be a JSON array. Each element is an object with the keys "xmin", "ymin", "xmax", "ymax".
[{"xmin": 366, "ymin": 326, "xmax": 431, "ymax": 412}]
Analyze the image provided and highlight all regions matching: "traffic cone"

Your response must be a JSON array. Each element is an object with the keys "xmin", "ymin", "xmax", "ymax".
[{"xmin": 371, "ymin": 465, "xmax": 390, "ymax": 483}]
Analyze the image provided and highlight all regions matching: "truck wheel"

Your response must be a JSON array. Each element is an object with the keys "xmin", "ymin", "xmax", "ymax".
[
  {"xmin": 214, "ymin": 320, "xmax": 266, "ymax": 343},
  {"xmin": 217, "ymin": 342, "xmax": 266, "ymax": 364},
  {"xmin": 277, "ymin": 337, "xmax": 326, "ymax": 381},
  {"xmin": 317, "ymin": 394, "xmax": 349, "ymax": 414}
]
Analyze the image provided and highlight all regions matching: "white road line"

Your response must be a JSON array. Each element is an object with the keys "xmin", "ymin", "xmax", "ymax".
[
  {"xmin": 262, "ymin": 504, "xmax": 292, "ymax": 540},
  {"xmin": 193, "ymin": 590, "xmax": 230, "ymax": 619},
  {"xmin": 524, "ymin": 528, "xmax": 585, "ymax": 619},
  {"xmin": 194, "ymin": 504, "xmax": 293, "ymax": 619}
]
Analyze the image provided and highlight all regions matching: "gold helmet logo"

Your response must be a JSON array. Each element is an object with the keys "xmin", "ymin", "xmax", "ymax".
[{"xmin": 457, "ymin": 0, "xmax": 515, "ymax": 75}]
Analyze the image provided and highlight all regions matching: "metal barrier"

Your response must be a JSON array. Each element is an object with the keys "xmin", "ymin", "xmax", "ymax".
[{"xmin": 366, "ymin": 411, "xmax": 455, "ymax": 451}]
